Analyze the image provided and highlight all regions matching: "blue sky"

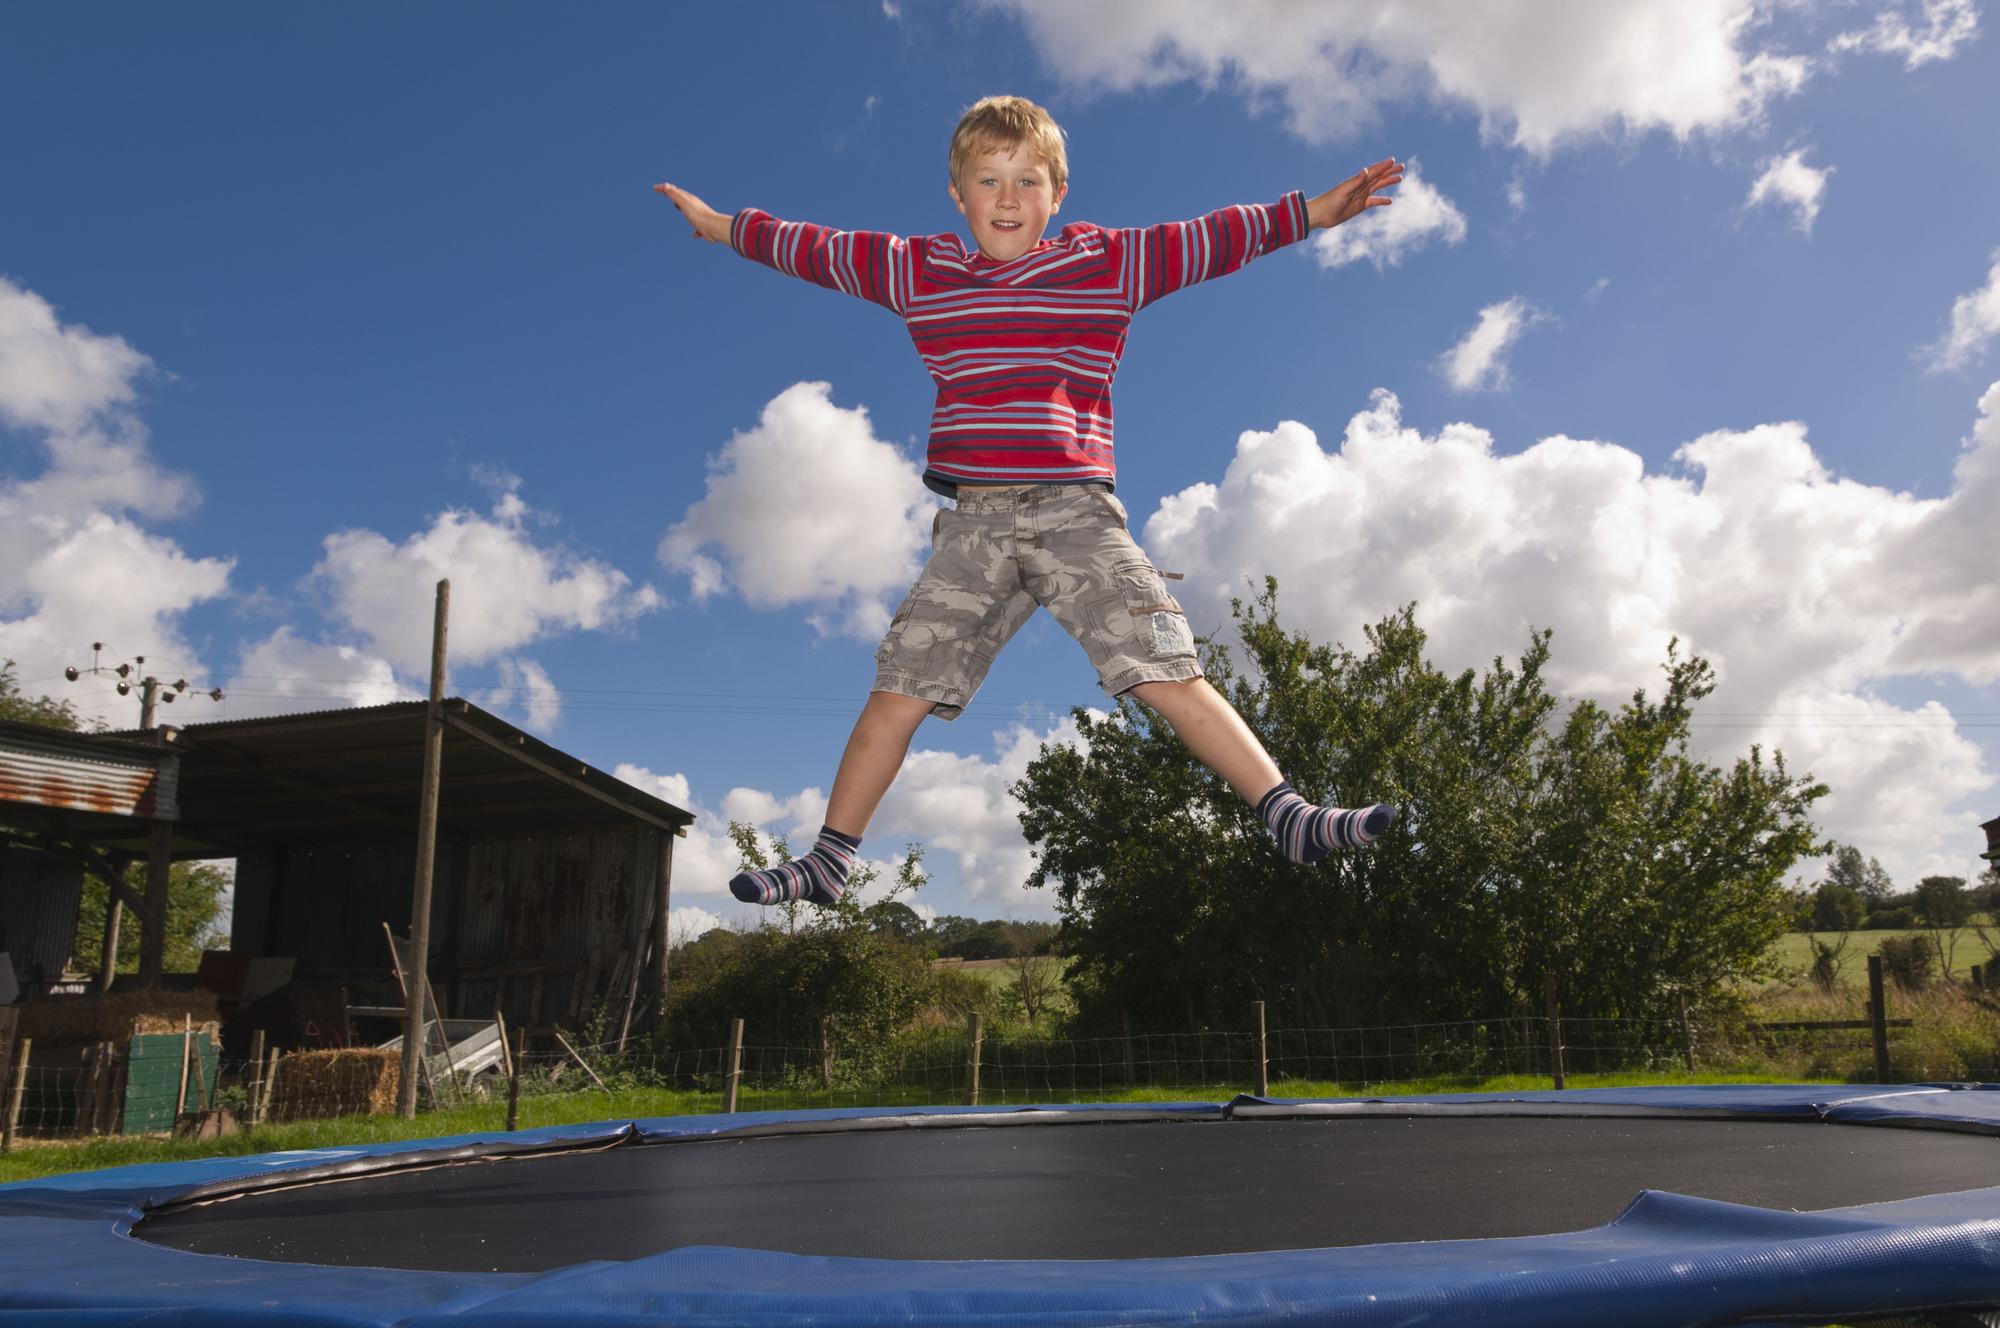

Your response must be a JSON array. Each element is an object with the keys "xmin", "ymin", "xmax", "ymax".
[{"xmin": 4, "ymin": 2, "xmax": 1997, "ymax": 932}]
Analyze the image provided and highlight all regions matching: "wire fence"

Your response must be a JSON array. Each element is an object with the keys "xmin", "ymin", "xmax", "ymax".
[{"xmin": 6, "ymin": 985, "xmax": 1997, "ymax": 1151}]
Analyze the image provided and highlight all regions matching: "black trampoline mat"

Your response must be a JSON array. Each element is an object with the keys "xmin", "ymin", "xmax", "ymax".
[{"xmin": 135, "ymin": 1117, "xmax": 2000, "ymax": 1271}]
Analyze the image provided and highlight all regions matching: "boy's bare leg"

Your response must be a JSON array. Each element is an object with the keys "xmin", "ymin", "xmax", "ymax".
[
  {"xmin": 1128, "ymin": 676, "xmax": 1395, "ymax": 859},
  {"xmin": 1126, "ymin": 677, "xmax": 1282, "ymax": 803},
  {"xmin": 730, "ymin": 689, "xmax": 933, "ymax": 906},
  {"xmin": 824, "ymin": 690, "xmax": 937, "ymax": 838}
]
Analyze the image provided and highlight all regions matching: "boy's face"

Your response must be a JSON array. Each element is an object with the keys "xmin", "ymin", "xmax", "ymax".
[{"xmin": 950, "ymin": 141, "xmax": 1066, "ymax": 263}]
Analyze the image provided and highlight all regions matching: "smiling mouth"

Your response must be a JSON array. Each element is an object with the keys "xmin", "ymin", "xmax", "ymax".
[{"xmin": 992, "ymin": 221, "xmax": 1022, "ymax": 230}]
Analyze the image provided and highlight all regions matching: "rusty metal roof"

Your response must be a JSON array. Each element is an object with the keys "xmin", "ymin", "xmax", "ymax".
[
  {"xmin": 76, "ymin": 698, "xmax": 695, "ymax": 857},
  {"xmin": 0, "ymin": 720, "xmax": 177, "ymax": 825}
]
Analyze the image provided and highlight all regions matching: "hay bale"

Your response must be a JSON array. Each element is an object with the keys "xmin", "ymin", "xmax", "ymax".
[
  {"xmin": 15, "ymin": 991, "xmax": 220, "ymax": 1045},
  {"xmin": 268, "ymin": 1047, "xmax": 400, "ymax": 1122}
]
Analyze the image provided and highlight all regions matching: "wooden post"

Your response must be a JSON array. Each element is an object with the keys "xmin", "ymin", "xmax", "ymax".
[
  {"xmin": 399, "ymin": 578, "xmax": 451, "ymax": 1120},
  {"xmin": 1121, "ymin": 1010, "xmax": 1136, "ymax": 1087},
  {"xmin": 175, "ymin": 1015, "xmax": 194, "ymax": 1120},
  {"xmin": 2, "ymin": 1037, "xmax": 29, "ymax": 1153},
  {"xmin": 258, "ymin": 1048, "xmax": 281, "ymax": 1126},
  {"xmin": 1868, "ymin": 954, "xmax": 1892, "ymax": 1083},
  {"xmin": 246, "ymin": 1030, "xmax": 266, "ymax": 1127},
  {"xmin": 965, "ymin": 1012, "xmax": 984, "ymax": 1107},
  {"xmin": 1544, "ymin": 972, "xmax": 1566, "ymax": 1090},
  {"xmin": 722, "ymin": 1017, "xmax": 744, "ymax": 1113},
  {"xmin": 96, "ymin": 895, "xmax": 123, "ymax": 995},
  {"xmin": 1252, "ymin": 1001, "xmax": 1269, "ymax": 1097},
  {"xmin": 1677, "ymin": 989, "xmax": 1696, "ymax": 1074},
  {"xmin": 505, "ymin": 1027, "xmax": 525, "ymax": 1132},
  {"xmin": 652, "ymin": 832, "xmax": 675, "ymax": 1025}
]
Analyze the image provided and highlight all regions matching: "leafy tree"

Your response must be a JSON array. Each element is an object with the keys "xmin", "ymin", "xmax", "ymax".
[
  {"xmin": 1811, "ymin": 882, "xmax": 1866, "ymax": 932},
  {"xmin": 865, "ymin": 900, "xmax": 929, "ymax": 944},
  {"xmin": 1822, "ymin": 843, "xmax": 1895, "ymax": 907},
  {"xmin": 1914, "ymin": 874, "xmax": 1972, "ymax": 974},
  {"xmin": 661, "ymin": 828, "xmax": 934, "ymax": 1079},
  {"xmin": 1975, "ymin": 863, "xmax": 2000, "ymax": 913},
  {"xmin": 1915, "ymin": 875, "xmax": 1972, "ymax": 929},
  {"xmin": 1015, "ymin": 585, "xmax": 1826, "ymax": 1031},
  {"xmin": 73, "ymin": 861, "xmax": 232, "ymax": 976},
  {"xmin": 0, "ymin": 660, "xmax": 86, "ymax": 731}
]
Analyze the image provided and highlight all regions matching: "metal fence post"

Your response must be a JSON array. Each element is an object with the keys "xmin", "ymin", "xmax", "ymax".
[
  {"xmin": 723, "ymin": 1017, "xmax": 745, "ymax": 1114},
  {"xmin": 1120, "ymin": 1010, "xmax": 1136, "ymax": 1087},
  {"xmin": 1543, "ymin": 972, "xmax": 1566, "ymax": 1090},
  {"xmin": 1252, "ymin": 1001, "xmax": 1269, "ymax": 1097},
  {"xmin": 1868, "ymin": 954, "xmax": 1892, "ymax": 1083}
]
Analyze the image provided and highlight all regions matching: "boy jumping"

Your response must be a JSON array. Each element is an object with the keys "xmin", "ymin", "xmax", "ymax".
[{"xmin": 656, "ymin": 95, "xmax": 1402, "ymax": 906}]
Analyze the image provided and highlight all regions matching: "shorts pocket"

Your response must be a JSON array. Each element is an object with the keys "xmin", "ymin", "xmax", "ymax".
[
  {"xmin": 1086, "ymin": 489, "xmax": 1129, "ymax": 530},
  {"xmin": 1115, "ymin": 562, "xmax": 1195, "ymax": 659}
]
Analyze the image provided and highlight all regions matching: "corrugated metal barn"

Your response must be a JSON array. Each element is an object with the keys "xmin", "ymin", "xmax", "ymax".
[
  {"xmin": 169, "ymin": 701, "xmax": 696, "ymax": 1035},
  {"xmin": 2, "ymin": 702, "xmax": 696, "ymax": 1035},
  {"xmin": 0, "ymin": 720, "xmax": 181, "ymax": 994}
]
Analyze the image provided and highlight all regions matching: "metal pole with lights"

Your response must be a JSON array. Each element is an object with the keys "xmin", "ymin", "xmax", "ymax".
[{"xmin": 61, "ymin": 646, "xmax": 225, "ymax": 988}]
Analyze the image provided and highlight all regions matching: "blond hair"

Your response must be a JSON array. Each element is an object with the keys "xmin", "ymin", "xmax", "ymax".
[{"xmin": 948, "ymin": 95, "xmax": 1068, "ymax": 193}]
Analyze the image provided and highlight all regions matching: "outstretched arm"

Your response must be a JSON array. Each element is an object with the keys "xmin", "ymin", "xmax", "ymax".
[
  {"xmin": 653, "ymin": 181, "xmax": 914, "ymax": 316},
  {"xmin": 1305, "ymin": 158, "xmax": 1403, "ymax": 230},
  {"xmin": 654, "ymin": 182, "xmax": 733, "ymax": 244}
]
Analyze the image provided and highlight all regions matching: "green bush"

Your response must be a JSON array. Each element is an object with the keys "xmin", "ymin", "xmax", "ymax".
[{"xmin": 1877, "ymin": 935, "xmax": 1934, "ymax": 990}]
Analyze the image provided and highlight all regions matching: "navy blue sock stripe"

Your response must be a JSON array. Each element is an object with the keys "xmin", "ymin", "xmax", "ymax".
[
  {"xmin": 1257, "ymin": 785, "xmax": 1393, "ymax": 864},
  {"xmin": 729, "ymin": 825, "xmax": 862, "ymax": 906}
]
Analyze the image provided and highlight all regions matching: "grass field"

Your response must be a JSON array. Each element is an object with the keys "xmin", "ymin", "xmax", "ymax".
[{"xmin": 1766, "ymin": 924, "xmax": 1996, "ymax": 985}]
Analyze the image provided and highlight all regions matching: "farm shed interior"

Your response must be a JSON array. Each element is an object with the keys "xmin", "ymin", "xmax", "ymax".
[{"xmin": 3, "ymin": 701, "xmax": 694, "ymax": 1040}]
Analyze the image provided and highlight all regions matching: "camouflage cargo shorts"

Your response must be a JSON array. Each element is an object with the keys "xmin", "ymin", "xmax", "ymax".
[{"xmin": 873, "ymin": 484, "xmax": 1202, "ymax": 720}]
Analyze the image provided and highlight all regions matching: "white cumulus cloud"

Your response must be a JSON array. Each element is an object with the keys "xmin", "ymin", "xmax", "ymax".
[
  {"xmin": 1745, "ymin": 149, "xmax": 1832, "ymax": 234},
  {"xmin": 1922, "ymin": 250, "xmax": 2000, "ymax": 374},
  {"xmin": 1830, "ymin": 0, "xmax": 1980, "ymax": 67},
  {"xmin": 659, "ymin": 381, "xmax": 934, "ymax": 639},
  {"xmin": 1437, "ymin": 297, "xmax": 1549, "ymax": 392},
  {"xmin": 1137, "ymin": 385, "xmax": 2000, "ymax": 885},
  {"xmin": 614, "ymin": 711, "xmax": 1097, "ymax": 917},
  {"xmin": 984, "ymin": 0, "xmax": 1810, "ymax": 156},
  {"xmin": 477, "ymin": 656, "xmax": 561, "ymax": 731},
  {"xmin": 0, "ymin": 278, "xmax": 230, "ymax": 702},
  {"xmin": 313, "ymin": 486, "xmax": 662, "ymax": 677},
  {"xmin": 223, "ymin": 627, "xmax": 416, "ymax": 719},
  {"xmin": 1309, "ymin": 162, "xmax": 1467, "ymax": 271}
]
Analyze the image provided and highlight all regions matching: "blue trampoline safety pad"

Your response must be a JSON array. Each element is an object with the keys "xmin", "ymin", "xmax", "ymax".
[{"xmin": 3, "ymin": 1085, "xmax": 1999, "ymax": 1327}]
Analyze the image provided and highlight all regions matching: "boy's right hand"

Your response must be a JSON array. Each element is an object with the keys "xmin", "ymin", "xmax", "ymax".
[{"xmin": 654, "ymin": 183, "xmax": 733, "ymax": 245}]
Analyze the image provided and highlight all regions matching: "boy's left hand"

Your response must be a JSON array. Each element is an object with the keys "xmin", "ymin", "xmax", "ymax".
[{"xmin": 1306, "ymin": 158, "xmax": 1403, "ymax": 230}]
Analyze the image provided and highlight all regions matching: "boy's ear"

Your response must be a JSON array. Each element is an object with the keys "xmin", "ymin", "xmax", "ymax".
[
  {"xmin": 948, "ymin": 179, "xmax": 966, "ymax": 215},
  {"xmin": 1052, "ymin": 183, "xmax": 1066, "ymax": 214}
]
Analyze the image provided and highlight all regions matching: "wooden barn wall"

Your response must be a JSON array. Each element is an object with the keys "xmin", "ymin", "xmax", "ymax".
[
  {"xmin": 448, "ymin": 829, "xmax": 662, "ymax": 1032},
  {"xmin": 0, "ymin": 846, "xmax": 85, "ymax": 991},
  {"xmin": 232, "ymin": 842, "xmax": 429, "ymax": 978},
  {"xmin": 232, "ymin": 830, "xmax": 663, "ymax": 1032}
]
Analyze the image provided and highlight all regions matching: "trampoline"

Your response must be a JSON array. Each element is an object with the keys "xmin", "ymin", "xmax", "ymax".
[{"xmin": 5, "ymin": 1086, "xmax": 2000, "ymax": 1326}]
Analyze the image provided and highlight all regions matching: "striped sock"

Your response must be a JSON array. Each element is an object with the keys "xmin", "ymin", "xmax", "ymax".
[
  {"xmin": 729, "ymin": 825, "xmax": 862, "ymax": 906},
  {"xmin": 1256, "ymin": 782, "xmax": 1396, "ymax": 864}
]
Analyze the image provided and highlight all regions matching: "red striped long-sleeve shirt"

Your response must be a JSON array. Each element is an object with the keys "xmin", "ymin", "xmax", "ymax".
[{"xmin": 731, "ymin": 192, "xmax": 1310, "ymax": 496}]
